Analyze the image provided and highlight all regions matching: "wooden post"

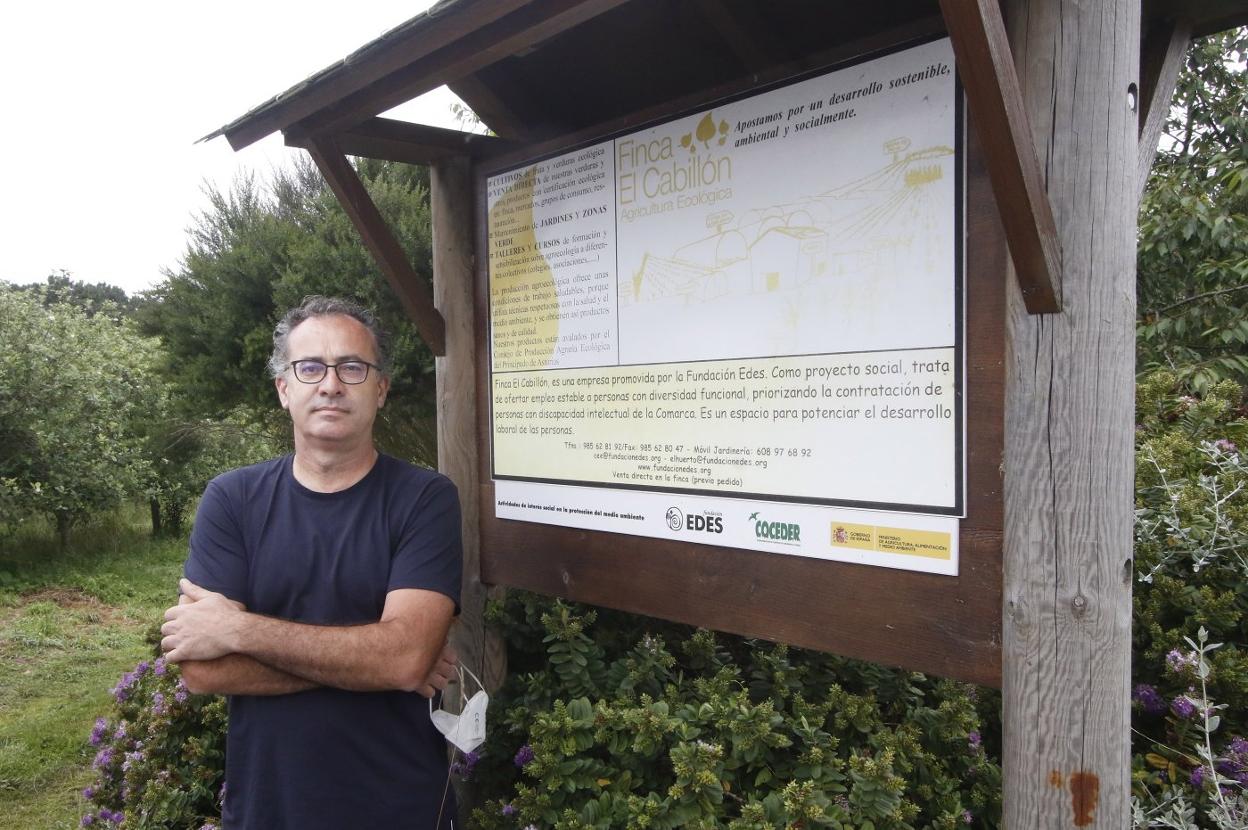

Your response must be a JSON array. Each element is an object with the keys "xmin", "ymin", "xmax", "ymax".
[
  {"xmin": 1001, "ymin": 1, "xmax": 1138, "ymax": 827},
  {"xmin": 431, "ymin": 154, "xmax": 502, "ymax": 818},
  {"xmin": 430, "ymin": 152, "xmax": 507, "ymax": 708}
]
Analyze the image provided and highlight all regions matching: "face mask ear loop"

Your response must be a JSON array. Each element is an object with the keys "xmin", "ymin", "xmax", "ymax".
[{"xmin": 431, "ymin": 664, "xmax": 480, "ymax": 719}]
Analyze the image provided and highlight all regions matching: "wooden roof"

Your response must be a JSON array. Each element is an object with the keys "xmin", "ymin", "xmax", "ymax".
[{"xmin": 206, "ymin": 0, "xmax": 1246, "ymax": 153}]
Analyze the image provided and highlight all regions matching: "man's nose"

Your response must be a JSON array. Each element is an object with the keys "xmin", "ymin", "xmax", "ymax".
[{"xmin": 317, "ymin": 367, "xmax": 346, "ymax": 392}]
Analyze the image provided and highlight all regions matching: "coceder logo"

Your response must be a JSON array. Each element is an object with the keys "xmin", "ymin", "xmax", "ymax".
[{"xmin": 750, "ymin": 511, "xmax": 801, "ymax": 544}]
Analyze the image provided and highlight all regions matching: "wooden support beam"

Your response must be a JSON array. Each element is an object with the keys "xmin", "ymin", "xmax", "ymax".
[
  {"xmin": 222, "ymin": 0, "xmax": 536, "ymax": 151},
  {"xmin": 448, "ymin": 74, "xmax": 540, "ymax": 142},
  {"xmin": 287, "ymin": 118, "xmax": 516, "ymax": 166},
  {"xmin": 305, "ymin": 137, "xmax": 446, "ymax": 356},
  {"xmin": 1136, "ymin": 17, "xmax": 1192, "ymax": 198},
  {"xmin": 938, "ymin": 0, "xmax": 1063, "ymax": 314},
  {"xmin": 294, "ymin": 0, "xmax": 632, "ymax": 140},
  {"xmin": 1002, "ymin": 0, "xmax": 1138, "ymax": 826}
]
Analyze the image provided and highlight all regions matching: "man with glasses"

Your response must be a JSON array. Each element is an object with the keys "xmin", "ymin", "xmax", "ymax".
[{"xmin": 159, "ymin": 295, "xmax": 462, "ymax": 829}]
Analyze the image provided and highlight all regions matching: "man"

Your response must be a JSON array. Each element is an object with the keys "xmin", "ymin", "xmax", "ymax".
[{"xmin": 160, "ymin": 296, "xmax": 462, "ymax": 829}]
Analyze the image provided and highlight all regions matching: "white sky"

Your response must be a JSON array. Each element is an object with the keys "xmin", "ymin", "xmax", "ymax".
[{"xmin": 0, "ymin": 0, "xmax": 463, "ymax": 296}]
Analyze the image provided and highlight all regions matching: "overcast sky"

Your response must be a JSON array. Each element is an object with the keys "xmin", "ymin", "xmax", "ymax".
[{"xmin": 0, "ymin": 0, "xmax": 462, "ymax": 296}]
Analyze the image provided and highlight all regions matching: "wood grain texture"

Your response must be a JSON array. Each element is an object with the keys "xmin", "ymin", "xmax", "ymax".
[
  {"xmin": 472, "ymin": 108, "xmax": 1009, "ymax": 687},
  {"xmin": 1002, "ymin": 0, "xmax": 1138, "ymax": 826},
  {"xmin": 287, "ymin": 118, "xmax": 516, "ymax": 166},
  {"xmin": 305, "ymin": 138, "xmax": 446, "ymax": 355},
  {"xmin": 939, "ymin": 0, "xmax": 1062, "ymax": 314},
  {"xmin": 431, "ymin": 156, "xmax": 507, "ymax": 696},
  {"xmin": 1136, "ymin": 17, "xmax": 1192, "ymax": 198}
]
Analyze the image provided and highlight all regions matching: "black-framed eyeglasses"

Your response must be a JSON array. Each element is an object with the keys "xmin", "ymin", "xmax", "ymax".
[{"xmin": 288, "ymin": 360, "xmax": 379, "ymax": 385}]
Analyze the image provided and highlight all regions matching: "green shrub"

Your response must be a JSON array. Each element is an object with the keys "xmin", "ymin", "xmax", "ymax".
[
  {"xmin": 80, "ymin": 657, "xmax": 225, "ymax": 829},
  {"xmin": 467, "ymin": 595, "xmax": 1000, "ymax": 829},
  {"xmin": 1131, "ymin": 371, "xmax": 1248, "ymax": 827}
]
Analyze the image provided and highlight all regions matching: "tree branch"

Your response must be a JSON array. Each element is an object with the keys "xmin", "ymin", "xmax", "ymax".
[{"xmin": 1148, "ymin": 283, "xmax": 1248, "ymax": 318}]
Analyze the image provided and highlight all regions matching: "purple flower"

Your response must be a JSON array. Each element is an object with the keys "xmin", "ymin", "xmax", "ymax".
[
  {"xmin": 967, "ymin": 731, "xmax": 981, "ymax": 749},
  {"xmin": 1229, "ymin": 737, "xmax": 1248, "ymax": 755},
  {"xmin": 199, "ymin": 824, "xmax": 219, "ymax": 830},
  {"xmin": 92, "ymin": 747, "xmax": 114, "ymax": 770},
  {"xmin": 151, "ymin": 692, "xmax": 166, "ymax": 715},
  {"xmin": 1191, "ymin": 766, "xmax": 1206, "ymax": 788},
  {"xmin": 174, "ymin": 688, "xmax": 189, "ymax": 704},
  {"xmin": 502, "ymin": 803, "xmax": 517, "ymax": 816},
  {"xmin": 82, "ymin": 785, "xmax": 96, "ymax": 800},
  {"xmin": 153, "ymin": 657, "xmax": 167, "ymax": 676},
  {"xmin": 1165, "ymin": 649, "xmax": 1198, "ymax": 675},
  {"xmin": 1133, "ymin": 684, "xmax": 1167, "ymax": 715},
  {"xmin": 89, "ymin": 718, "xmax": 108, "ymax": 747},
  {"xmin": 452, "ymin": 752, "xmax": 480, "ymax": 780},
  {"xmin": 963, "ymin": 809, "xmax": 973, "ymax": 824},
  {"xmin": 1171, "ymin": 695, "xmax": 1197, "ymax": 719},
  {"xmin": 135, "ymin": 660, "xmax": 150, "ymax": 675},
  {"xmin": 80, "ymin": 813, "xmax": 95, "ymax": 826},
  {"xmin": 1213, "ymin": 439, "xmax": 1239, "ymax": 454},
  {"xmin": 514, "ymin": 744, "xmax": 535, "ymax": 767},
  {"xmin": 122, "ymin": 749, "xmax": 144, "ymax": 772}
]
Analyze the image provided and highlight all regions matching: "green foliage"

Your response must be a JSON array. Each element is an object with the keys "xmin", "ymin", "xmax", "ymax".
[
  {"xmin": 1137, "ymin": 29, "xmax": 1248, "ymax": 392},
  {"xmin": 79, "ymin": 659, "xmax": 225, "ymax": 829},
  {"xmin": 1131, "ymin": 371, "xmax": 1248, "ymax": 826},
  {"xmin": 138, "ymin": 157, "xmax": 439, "ymax": 463},
  {"xmin": 8, "ymin": 270, "xmax": 143, "ymax": 320},
  {"xmin": 469, "ymin": 596, "xmax": 1000, "ymax": 829},
  {"xmin": 0, "ymin": 289, "xmax": 159, "ymax": 542}
]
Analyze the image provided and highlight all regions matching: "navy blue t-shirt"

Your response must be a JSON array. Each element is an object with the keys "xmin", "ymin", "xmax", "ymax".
[{"xmin": 185, "ymin": 454, "xmax": 462, "ymax": 830}]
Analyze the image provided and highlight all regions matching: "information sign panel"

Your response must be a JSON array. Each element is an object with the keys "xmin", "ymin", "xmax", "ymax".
[{"xmin": 486, "ymin": 37, "xmax": 964, "ymax": 574}]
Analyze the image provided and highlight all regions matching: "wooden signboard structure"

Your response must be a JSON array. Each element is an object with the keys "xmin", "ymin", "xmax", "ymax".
[{"xmin": 206, "ymin": 1, "xmax": 1247, "ymax": 825}]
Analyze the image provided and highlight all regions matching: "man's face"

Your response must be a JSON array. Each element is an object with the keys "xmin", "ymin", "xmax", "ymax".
[{"xmin": 275, "ymin": 314, "xmax": 390, "ymax": 447}]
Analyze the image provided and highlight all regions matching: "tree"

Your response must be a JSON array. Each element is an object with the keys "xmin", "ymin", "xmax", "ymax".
[
  {"xmin": 0, "ymin": 288, "xmax": 157, "ymax": 546},
  {"xmin": 139, "ymin": 157, "xmax": 438, "ymax": 462},
  {"xmin": 1137, "ymin": 28, "xmax": 1248, "ymax": 393},
  {"xmin": 12, "ymin": 270, "xmax": 144, "ymax": 319}
]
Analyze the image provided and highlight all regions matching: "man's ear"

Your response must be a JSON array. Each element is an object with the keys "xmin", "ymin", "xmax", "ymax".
[
  {"xmin": 275, "ymin": 375, "xmax": 290, "ymax": 409},
  {"xmin": 376, "ymin": 375, "xmax": 390, "ymax": 409}
]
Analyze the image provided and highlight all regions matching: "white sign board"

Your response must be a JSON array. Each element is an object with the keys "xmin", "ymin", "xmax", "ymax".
[{"xmin": 486, "ymin": 37, "xmax": 964, "ymax": 575}]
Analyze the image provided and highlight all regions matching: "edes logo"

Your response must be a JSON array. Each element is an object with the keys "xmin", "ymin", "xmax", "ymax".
[
  {"xmin": 666, "ymin": 506, "xmax": 724, "ymax": 534},
  {"xmin": 665, "ymin": 507, "xmax": 684, "ymax": 531}
]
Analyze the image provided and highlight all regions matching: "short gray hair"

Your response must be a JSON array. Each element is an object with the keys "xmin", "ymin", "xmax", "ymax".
[{"xmin": 268, "ymin": 295, "xmax": 391, "ymax": 378}]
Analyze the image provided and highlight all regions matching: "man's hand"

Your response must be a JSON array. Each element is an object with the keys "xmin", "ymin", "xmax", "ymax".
[
  {"xmin": 416, "ymin": 642, "xmax": 459, "ymax": 699},
  {"xmin": 161, "ymin": 579, "xmax": 247, "ymax": 663}
]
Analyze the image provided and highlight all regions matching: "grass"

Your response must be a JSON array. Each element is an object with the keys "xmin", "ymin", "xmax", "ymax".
[{"xmin": 0, "ymin": 506, "xmax": 188, "ymax": 830}]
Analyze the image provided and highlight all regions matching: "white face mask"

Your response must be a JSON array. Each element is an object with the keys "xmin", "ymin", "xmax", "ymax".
[{"xmin": 430, "ymin": 664, "xmax": 488, "ymax": 754}]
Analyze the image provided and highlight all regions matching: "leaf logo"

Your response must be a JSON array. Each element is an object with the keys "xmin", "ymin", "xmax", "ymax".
[{"xmin": 681, "ymin": 112, "xmax": 732, "ymax": 152}]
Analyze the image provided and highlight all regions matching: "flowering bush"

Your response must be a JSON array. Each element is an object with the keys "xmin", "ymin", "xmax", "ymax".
[
  {"xmin": 79, "ymin": 656, "xmax": 226, "ymax": 829},
  {"xmin": 467, "ymin": 595, "xmax": 1000, "ymax": 829},
  {"xmin": 1132, "ymin": 371, "xmax": 1248, "ymax": 828}
]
